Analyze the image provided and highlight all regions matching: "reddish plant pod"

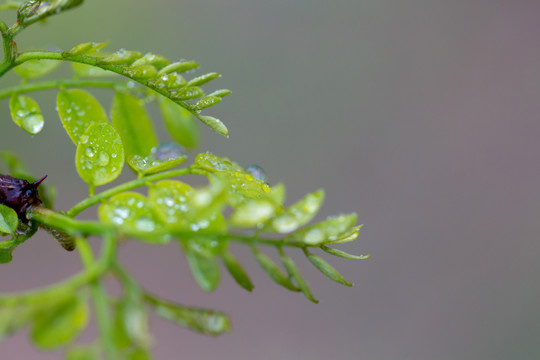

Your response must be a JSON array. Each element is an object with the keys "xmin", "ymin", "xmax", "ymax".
[{"xmin": 0, "ymin": 174, "xmax": 46, "ymax": 221}]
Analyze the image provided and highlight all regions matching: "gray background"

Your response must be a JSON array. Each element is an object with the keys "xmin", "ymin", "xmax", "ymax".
[{"xmin": 2, "ymin": 1, "xmax": 540, "ymax": 359}]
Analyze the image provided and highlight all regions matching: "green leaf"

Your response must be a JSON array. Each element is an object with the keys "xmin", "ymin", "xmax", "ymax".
[
  {"xmin": 198, "ymin": 115, "xmax": 229, "ymax": 137},
  {"xmin": 14, "ymin": 59, "xmax": 60, "ymax": 79},
  {"xmin": 222, "ymin": 252, "xmax": 254, "ymax": 291},
  {"xmin": 182, "ymin": 240, "xmax": 221, "ymax": 292},
  {"xmin": 64, "ymin": 345, "xmax": 99, "ymax": 360},
  {"xmin": 101, "ymin": 49, "xmax": 143, "ymax": 65},
  {"xmin": 117, "ymin": 286, "xmax": 151, "ymax": 349},
  {"xmin": 9, "ymin": 95, "xmax": 44, "ymax": 135},
  {"xmin": 128, "ymin": 153, "xmax": 186, "ymax": 176},
  {"xmin": 126, "ymin": 348, "xmax": 152, "ymax": 360},
  {"xmin": 148, "ymin": 180, "xmax": 193, "ymax": 224},
  {"xmin": 252, "ymin": 247, "xmax": 299, "ymax": 292},
  {"xmin": 0, "ymin": 303, "xmax": 36, "ymax": 340},
  {"xmin": 31, "ymin": 295, "xmax": 89, "ymax": 350},
  {"xmin": 194, "ymin": 152, "xmax": 243, "ymax": 172},
  {"xmin": 279, "ymin": 250, "xmax": 319, "ymax": 303},
  {"xmin": 291, "ymin": 213, "xmax": 358, "ymax": 246},
  {"xmin": 76, "ymin": 122, "xmax": 124, "ymax": 187},
  {"xmin": 17, "ymin": 0, "xmax": 84, "ymax": 25},
  {"xmin": 152, "ymin": 72, "xmax": 186, "ymax": 89},
  {"xmin": 230, "ymin": 199, "xmax": 276, "ymax": 227},
  {"xmin": 150, "ymin": 297, "xmax": 231, "ymax": 336},
  {"xmin": 98, "ymin": 192, "xmax": 165, "ymax": 240},
  {"xmin": 268, "ymin": 189, "xmax": 325, "ymax": 233},
  {"xmin": 321, "ymin": 245, "xmax": 371, "ymax": 260},
  {"xmin": 148, "ymin": 180, "xmax": 227, "ymax": 234},
  {"xmin": 207, "ymin": 89, "xmax": 232, "ymax": 98},
  {"xmin": 158, "ymin": 61, "xmax": 199, "ymax": 75},
  {"xmin": 169, "ymin": 86, "xmax": 205, "ymax": 100},
  {"xmin": 0, "ymin": 204, "xmax": 19, "ymax": 235},
  {"xmin": 125, "ymin": 65, "xmax": 158, "ymax": 80},
  {"xmin": 57, "ymin": 89, "xmax": 108, "ymax": 145},
  {"xmin": 304, "ymin": 250, "xmax": 353, "ymax": 287},
  {"xmin": 187, "ymin": 72, "xmax": 221, "ymax": 86},
  {"xmin": 325, "ymin": 225, "xmax": 363, "ymax": 244},
  {"xmin": 64, "ymin": 41, "xmax": 108, "ymax": 57},
  {"xmin": 111, "ymin": 91, "xmax": 158, "ymax": 160},
  {"xmin": 194, "ymin": 96, "xmax": 222, "ymax": 111},
  {"xmin": 0, "ymin": 248, "xmax": 13, "ymax": 264},
  {"xmin": 159, "ymin": 97, "xmax": 199, "ymax": 149},
  {"xmin": 131, "ymin": 53, "xmax": 169, "ymax": 69}
]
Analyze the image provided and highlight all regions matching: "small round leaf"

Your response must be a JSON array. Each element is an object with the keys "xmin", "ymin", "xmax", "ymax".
[
  {"xmin": 0, "ymin": 204, "xmax": 19, "ymax": 235},
  {"xmin": 76, "ymin": 123, "xmax": 124, "ymax": 187},
  {"xmin": 57, "ymin": 89, "xmax": 108, "ymax": 145},
  {"xmin": 9, "ymin": 95, "xmax": 44, "ymax": 135}
]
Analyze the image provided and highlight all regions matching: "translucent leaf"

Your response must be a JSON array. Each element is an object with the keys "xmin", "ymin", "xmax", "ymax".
[
  {"xmin": 207, "ymin": 89, "xmax": 232, "ymax": 98},
  {"xmin": 111, "ymin": 92, "xmax": 158, "ymax": 159},
  {"xmin": 158, "ymin": 61, "xmax": 199, "ymax": 75},
  {"xmin": 98, "ymin": 192, "xmax": 164, "ymax": 239},
  {"xmin": 150, "ymin": 297, "xmax": 231, "ymax": 336},
  {"xmin": 182, "ymin": 240, "xmax": 221, "ymax": 292},
  {"xmin": 0, "ymin": 303, "xmax": 35, "ymax": 340},
  {"xmin": 279, "ymin": 250, "xmax": 319, "ymax": 303},
  {"xmin": 9, "ymin": 95, "xmax": 44, "ymax": 135},
  {"xmin": 222, "ymin": 252, "xmax": 254, "ymax": 291},
  {"xmin": 194, "ymin": 96, "xmax": 222, "ymax": 111},
  {"xmin": 30, "ymin": 296, "xmax": 89, "ymax": 350},
  {"xmin": 197, "ymin": 115, "xmax": 229, "ymax": 137},
  {"xmin": 187, "ymin": 72, "xmax": 221, "ymax": 86},
  {"xmin": 321, "ymin": 245, "xmax": 371, "ymax": 260},
  {"xmin": 252, "ymin": 247, "xmax": 299, "ymax": 292},
  {"xmin": 213, "ymin": 171, "xmax": 271, "ymax": 205},
  {"xmin": 169, "ymin": 86, "xmax": 204, "ymax": 101},
  {"xmin": 64, "ymin": 41, "xmax": 108, "ymax": 57},
  {"xmin": 127, "ymin": 143, "xmax": 187, "ymax": 176},
  {"xmin": 0, "ymin": 247, "xmax": 13, "ymax": 264},
  {"xmin": 117, "ymin": 286, "xmax": 151, "ymax": 349},
  {"xmin": 230, "ymin": 199, "xmax": 276, "ymax": 227},
  {"xmin": 148, "ymin": 180, "xmax": 193, "ymax": 224},
  {"xmin": 57, "ymin": 89, "xmax": 108, "ymax": 145},
  {"xmin": 268, "ymin": 190, "xmax": 325, "ymax": 233},
  {"xmin": 0, "ymin": 204, "xmax": 19, "ymax": 235},
  {"xmin": 291, "ymin": 213, "xmax": 358, "ymax": 246},
  {"xmin": 305, "ymin": 250, "xmax": 353, "ymax": 287},
  {"xmin": 101, "ymin": 49, "xmax": 143, "ymax": 65},
  {"xmin": 131, "ymin": 53, "xmax": 169, "ymax": 69},
  {"xmin": 159, "ymin": 97, "xmax": 199, "ymax": 149},
  {"xmin": 14, "ymin": 59, "xmax": 60, "ymax": 79},
  {"xmin": 76, "ymin": 123, "xmax": 124, "ymax": 187},
  {"xmin": 325, "ymin": 225, "xmax": 363, "ymax": 244}
]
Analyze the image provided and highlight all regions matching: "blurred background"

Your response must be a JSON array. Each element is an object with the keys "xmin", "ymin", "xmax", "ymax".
[{"xmin": 2, "ymin": 0, "xmax": 540, "ymax": 359}]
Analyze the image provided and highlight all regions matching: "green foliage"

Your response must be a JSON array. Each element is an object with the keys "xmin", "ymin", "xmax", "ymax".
[{"xmin": 0, "ymin": 1, "xmax": 369, "ymax": 359}]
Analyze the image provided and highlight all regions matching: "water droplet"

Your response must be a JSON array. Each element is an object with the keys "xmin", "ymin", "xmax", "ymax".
[
  {"xmin": 85, "ymin": 147, "xmax": 96, "ymax": 158},
  {"xmin": 97, "ymin": 152, "xmax": 110, "ymax": 166},
  {"xmin": 80, "ymin": 135, "xmax": 89, "ymax": 144},
  {"xmin": 136, "ymin": 218, "xmax": 155, "ymax": 232},
  {"xmin": 246, "ymin": 164, "xmax": 267, "ymax": 182}
]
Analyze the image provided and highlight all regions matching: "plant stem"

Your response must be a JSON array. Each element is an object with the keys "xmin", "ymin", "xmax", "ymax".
[
  {"xmin": 0, "ymin": 79, "xmax": 135, "ymax": 100},
  {"xmin": 67, "ymin": 167, "xmax": 196, "ymax": 217},
  {"xmin": 77, "ymin": 233, "xmax": 117, "ymax": 359}
]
